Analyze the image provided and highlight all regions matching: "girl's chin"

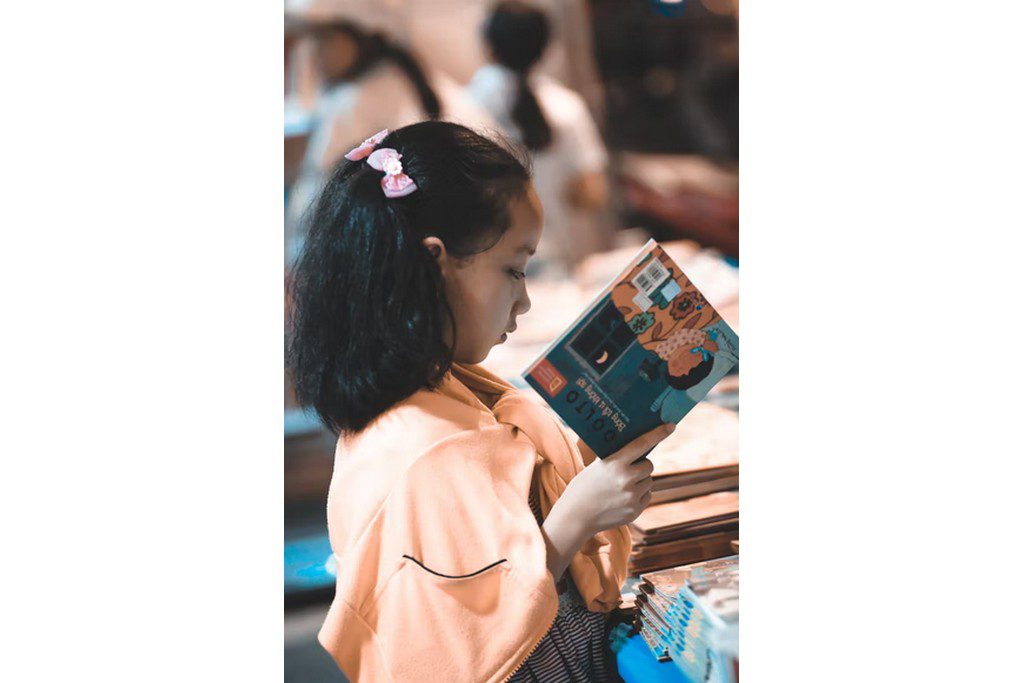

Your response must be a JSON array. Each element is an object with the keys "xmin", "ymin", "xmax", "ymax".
[{"xmin": 456, "ymin": 347, "xmax": 494, "ymax": 365}]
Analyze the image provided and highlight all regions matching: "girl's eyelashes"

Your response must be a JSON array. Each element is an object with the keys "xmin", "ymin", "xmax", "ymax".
[{"xmin": 507, "ymin": 267, "xmax": 527, "ymax": 281}]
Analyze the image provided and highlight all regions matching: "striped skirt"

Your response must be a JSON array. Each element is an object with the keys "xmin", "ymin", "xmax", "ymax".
[{"xmin": 507, "ymin": 481, "xmax": 623, "ymax": 682}]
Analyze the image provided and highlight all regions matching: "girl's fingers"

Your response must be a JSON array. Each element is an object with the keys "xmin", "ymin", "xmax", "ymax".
[
  {"xmin": 633, "ymin": 475, "xmax": 654, "ymax": 490},
  {"xmin": 629, "ymin": 458, "xmax": 655, "ymax": 482},
  {"xmin": 606, "ymin": 423, "xmax": 675, "ymax": 464}
]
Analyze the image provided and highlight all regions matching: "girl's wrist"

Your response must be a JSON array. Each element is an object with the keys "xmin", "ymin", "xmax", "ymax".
[
  {"xmin": 553, "ymin": 496, "xmax": 594, "ymax": 541},
  {"xmin": 541, "ymin": 496, "xmax": 593, "ymax": 582}
]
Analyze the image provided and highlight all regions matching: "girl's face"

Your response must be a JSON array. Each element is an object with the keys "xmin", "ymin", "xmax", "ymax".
[{"xmin": 424, "ymin": 184, "xmax": 543, "ymax": 364}]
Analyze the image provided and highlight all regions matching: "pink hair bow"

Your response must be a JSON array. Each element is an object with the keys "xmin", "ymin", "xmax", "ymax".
[
  {"xmin": 343, "ymin": 129, "xmax": 389, "ymax": 162},
  {"xmin": 343, "ymin": 128, "xmax": 418, "ymax": 198},
  {"xmin": 367, "ymin": 148, "xmax": 418, "ymax": 198}
]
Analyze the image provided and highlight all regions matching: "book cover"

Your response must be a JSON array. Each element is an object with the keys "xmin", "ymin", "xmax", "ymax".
[
  {"xmin": 641, "ymin": 555, "xmax": 739, "ymax": 602},
  {"xmin": 640, "ymin": 565, "xmax": 696, "ymax": 603},
  {"xmin": 522, "ymin": 239, "xmax": 739, "ymax": 458}
]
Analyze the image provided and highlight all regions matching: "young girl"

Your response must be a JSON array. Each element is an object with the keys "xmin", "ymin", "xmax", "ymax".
[{"xmin": 287, "ymin": 121, "xmax": 674, "ymax": 682}]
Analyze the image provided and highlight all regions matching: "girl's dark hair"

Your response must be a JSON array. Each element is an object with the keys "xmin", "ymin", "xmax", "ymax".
[
  {"xmin": 665, "ymin": 357, "xmax": 716, "ymax": 391},
  {"xmin": 322, "ymin": 21, "xmax": 441, "ymax": 119},
  {"xmin": 286, "ymin": 121, "xmax": 531, "ymax": 435},
  {"xmin": 483, "ymin": 1, "xmax": 552, "ymax": 151}
]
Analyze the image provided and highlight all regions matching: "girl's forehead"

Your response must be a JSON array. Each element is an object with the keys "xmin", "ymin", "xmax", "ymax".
[
  {"xmin": 503, "ymin": 187, "xmax": 543, "ymax": 250},
  {"xmin": 524, "ymin": 183, "xmax": 543, "ymax": 224},
  {"xmin": 474, "ymin": 186, "xmax": 542, "ymax": 260}
]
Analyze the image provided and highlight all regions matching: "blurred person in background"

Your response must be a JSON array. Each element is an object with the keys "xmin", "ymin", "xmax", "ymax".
[
  {"xmin": 466, "ymin": 0, "xmax": 612, "ymax": 275},
  {"xmin": 396, "ymin": 0, "xmax": 605, "ymax": 118},
  {"xmin": 284, "ymin": 0, "xmax": 493, "ymax": 262}
]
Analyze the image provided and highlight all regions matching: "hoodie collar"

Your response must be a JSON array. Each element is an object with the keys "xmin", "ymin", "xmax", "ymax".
[{"xmin": 441, "ymin": 362, "xmax": 515, "ymax": 413}]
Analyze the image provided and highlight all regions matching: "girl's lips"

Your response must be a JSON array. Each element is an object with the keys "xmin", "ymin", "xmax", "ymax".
[{"xmin": 499, "ymin": 323, "xmax": 515, "ymax": 343}]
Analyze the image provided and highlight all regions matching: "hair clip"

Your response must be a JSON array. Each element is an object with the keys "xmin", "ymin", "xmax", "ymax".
[
  {"xmin": 343, "ymin": 129, "xmax": 389, "ymax": 161},
  {"xmin": 367, "ymin": 148, "xmax": 418, "ymax": 198}
]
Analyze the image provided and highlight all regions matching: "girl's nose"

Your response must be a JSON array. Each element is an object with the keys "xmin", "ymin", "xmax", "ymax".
[{"xmin": 517, "ymin": 286, "xmax": 532, "ymax": 316}]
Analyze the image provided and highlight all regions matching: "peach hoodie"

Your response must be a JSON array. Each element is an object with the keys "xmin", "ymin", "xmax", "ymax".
[{"xmin": 317, "ymin": 361, "xmax": 632, "ymax": 682}]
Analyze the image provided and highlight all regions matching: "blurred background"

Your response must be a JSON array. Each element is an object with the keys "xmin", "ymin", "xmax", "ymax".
[{"xmin": 283, "ymin": 0, "xmax": 738, "ymax": 680}]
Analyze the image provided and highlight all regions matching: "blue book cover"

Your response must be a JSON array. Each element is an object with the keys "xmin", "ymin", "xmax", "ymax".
[{"xmin": 522, "ymin": 240, "xmax": 739, "ymax": 458}]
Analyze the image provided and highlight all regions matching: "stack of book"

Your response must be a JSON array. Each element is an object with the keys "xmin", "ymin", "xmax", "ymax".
[
  {"xmin": 634, "ymin": 574, "xmax": 674, "ymax": 663},
  {"xmin": 637, "ymin": 556, "xmax": 739, "ymax": 683},
  {"xmin": 628, "ymin": 490, "xmax": 738, "ymax": 574},
  {"xmin": 649, "ymin": 465, "xmax": 738, "ymax": 505}
]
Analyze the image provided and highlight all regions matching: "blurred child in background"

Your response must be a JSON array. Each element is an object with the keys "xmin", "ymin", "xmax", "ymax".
[
  {"xmin": 466, "ymin": 0, "xmax": 612, "ymax": 275},
  {"xmin": 285, "ymin": 0, "xmax": 492, "ymax": 261}
]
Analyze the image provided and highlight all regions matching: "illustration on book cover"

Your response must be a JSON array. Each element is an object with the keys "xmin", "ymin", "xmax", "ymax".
[{"xmin": 524, "ymin": 241, "xmax": 739, "ymax": 457}]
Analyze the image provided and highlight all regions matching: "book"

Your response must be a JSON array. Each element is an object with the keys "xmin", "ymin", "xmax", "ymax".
[
  {"xmin": 649, "ymin": 476, "xmax": 738, "ymax": 505},
  {"xmin": 629, "ymin": 530, "xmax": 739, "ymax": 575},
  {"xmin": 636, "ymin": 618, "xmax": 673, "ymax": 663},
  {"xmin": 630, "ymin": 517, "xmax": 739, "ymax": 547},
  {"xmin": 636, "ymin": 610, "xmax": 673, "ymax": 662},
  {"xmin": 635, "ymin": 556, "xmax": 740, "ymax": 683},
  {"xmin": 631, "ymin": 491, "xmax": 739, "ymax": 536},
  {"xmin": 641, "ymin": 556, "xmax": 736, "ymax": 594},
  {"xmin": 637, "ymin": 585, "xmax": 676, "ymax": 622},
  {"xmin": 662, "ymin": 556, "xmax": 739, "ymax": 683},
  {"xmin": 627, "ymin": 489, "xmax": 738, "ymax": 573},
  {"xmin": 522, "ymin": 239, "xmax": 739, "ymax": 458},
  {"xmin": 652, "ymin": 465, "xmax": 738, "ymax": 493}
]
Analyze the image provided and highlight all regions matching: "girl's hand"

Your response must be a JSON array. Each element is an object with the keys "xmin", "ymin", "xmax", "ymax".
[{"xmin": 559, "ymin": 423, "xmax": 675, "ymax": 537}]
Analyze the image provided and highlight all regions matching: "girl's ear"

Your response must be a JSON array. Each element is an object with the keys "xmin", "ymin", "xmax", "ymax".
[{"xmin": 421, "ymin": 236, "xmax": 447, "ymax": 262}]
